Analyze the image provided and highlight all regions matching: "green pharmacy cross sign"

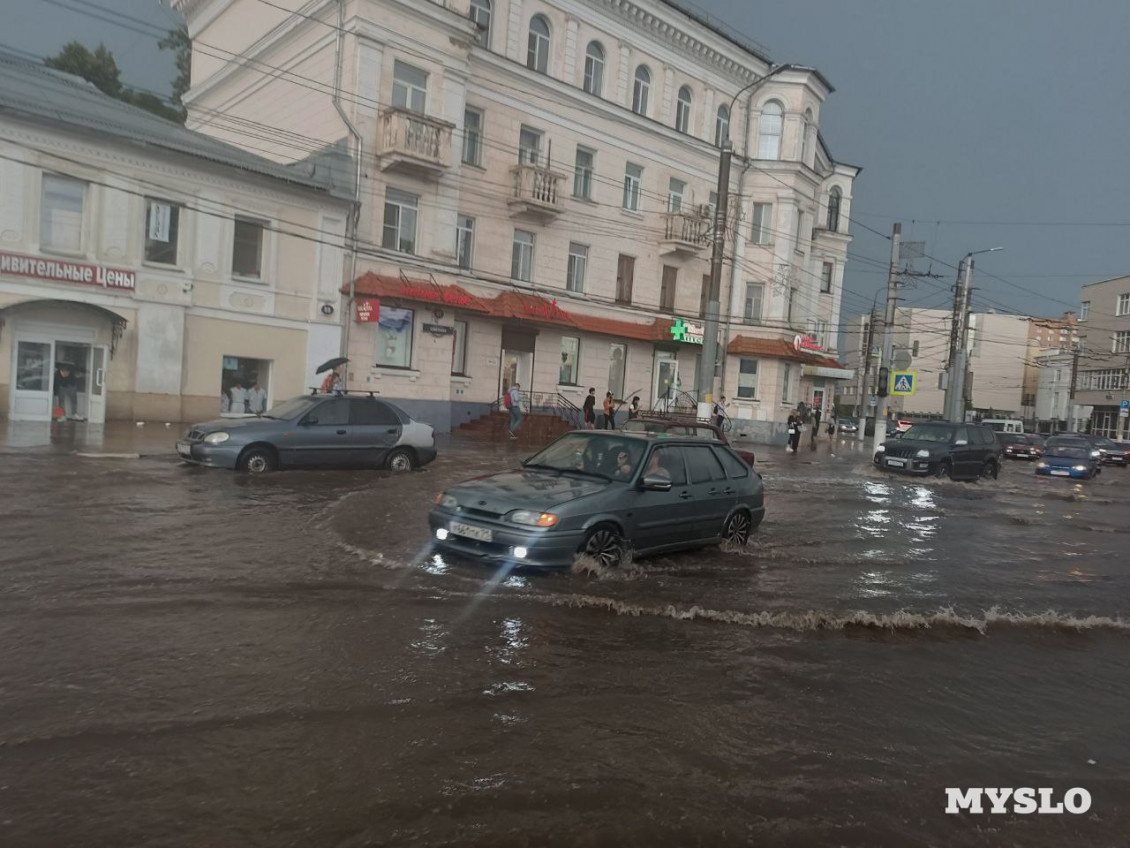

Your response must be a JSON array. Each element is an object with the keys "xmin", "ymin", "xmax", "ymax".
[{"xmin": 670, "ymin": 318, "xmax": 705, "ymax": 345}]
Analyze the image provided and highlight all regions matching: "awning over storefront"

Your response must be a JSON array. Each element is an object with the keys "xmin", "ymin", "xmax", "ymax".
[
  {"xmin": 727, "ymin": 335, "xmax": 850, "ymax": 375},
  {"xmin": 348, "ymin": 272, "xmax": 493, "ymax": 313}
]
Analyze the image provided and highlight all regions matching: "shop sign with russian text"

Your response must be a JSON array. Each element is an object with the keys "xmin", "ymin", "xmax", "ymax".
[{"xmin": 0, "ymin": 250, "xmax": 136, "ymax": 290}]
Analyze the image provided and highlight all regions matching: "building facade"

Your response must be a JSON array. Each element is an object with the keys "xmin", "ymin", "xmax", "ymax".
[
  {"xmin": 1021, "ymin": 311, "xmax": 1078, "ymax": 420},
  {"xmin": 173, "ymin": 0, "xmax": 859, "ymax": 437},
  {"xmin": 1075, "ymin": 275, "xmax": 1130, "ymax": 439},
  {"xmin": 0, "ymin": 54, "xmax": 351, "ymax": 424},
  {"xmin": 1033, "ymin": 350, "xmax": 1074, "ymax": 433}
]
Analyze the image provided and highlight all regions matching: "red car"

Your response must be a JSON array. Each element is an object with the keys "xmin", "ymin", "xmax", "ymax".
[
  {"xmin": 1000, "ymin": 433, "xmax": 1044, "ymax": 460},
  {"xmin": 621, "ymin": 416, "xmax": 755, "ymax": 466}
]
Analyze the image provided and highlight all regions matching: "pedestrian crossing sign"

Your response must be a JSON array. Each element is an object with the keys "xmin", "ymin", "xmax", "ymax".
[{"xmin": 891, "ymin": 371, "xmax": 916, "ymax": 396}]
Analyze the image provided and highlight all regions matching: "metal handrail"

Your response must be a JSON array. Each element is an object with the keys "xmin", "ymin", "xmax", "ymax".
[{"xmin": 491, "ymin": 391, "xmax": 583, "ymax": 428}]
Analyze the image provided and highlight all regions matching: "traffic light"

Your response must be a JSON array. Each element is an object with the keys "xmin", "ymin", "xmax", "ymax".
[{"xmin": 877, "ymin": 366, "xmax": 890, "ymax": 398}]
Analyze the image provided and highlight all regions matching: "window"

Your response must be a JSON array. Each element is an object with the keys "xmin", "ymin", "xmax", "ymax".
[
  {"xmin": 715, "ymin": 446, "xmax": 750, "ymax": 478},
  {"xmin": 144, "ymin": 198, "xmax": 180, "ymax": 265},
  {"xmin": 615, "ymin": 254, "xmax": 634, "ymax": 304},
  {"xmin": 376, "ymin": 306, "xmax": 414, "ymax": 368},
  {"xmin": 660, "ymin": 265, "xmax": 677, "ymax": 312},
  {"xmin": 813, "ymin": 320, "xmax": 829, "ymax": 347},
  {"xmin": 306, "ymin": 398, "xmax": 350, "ymax": 426},
  {"xmin": 743, "ymin": 283, "xmax": 763, "ymax": 321},
  {"xmin": 583, "ymin": 42, "xmax": 604, "ymax": 95},
  {"xmin": 622, "ymin": 163, "xmax": 642, "ymax": 211},
  {"xmin": 350, "ymin": 399, "xmax": 401, "ymax": 426},
  {"xmin": 462, "ymin": 108, "xmax": 483, "ymax": 165},
  {"xmin": 452, "ymin": 319, "xmax": 469, "ymax": 375},
  {"xmin": 1079, "ymin": 300, "xmax": 1090, "ymax": 321},
  {"xmin": 781, "ymin": 362, "xmax": 792, "ymax": 404},
  {"xmin": 382, "ymin": 189, "xmax": 418, "ymax": 254},
  {"xmin": 715, "ymin": 105, "xmax": 730, "ymax": 147},
  {"xmin": 573, "ymin": 147, "xmax": 594, "ymax": 199},
  {"xmin": 220, "ymin": 355, "xmax": 270, "ymax": 415},
  {"xmin": 566, "ymin": 242, "xmax": 588, "ymax": 293},
  {"xmin": 632, "ymin": 65, "xmax": 651, "ymax": 115},
  {"xmin": 456, "ymin": 215, "xmax": 475, "ymax": 269},
  {"xmin": 1118, "ymin": 293, "xmax": 1130, "ymax": 317},
  {"xmin": 469, "ymin": 0, "xmax": 492, "ymax": 47},
  {"xmin": 737, "ymin": 358, "xmax": 758, "ymax": 399},
  {"xmin": 750, "ymin": 202, "xmax": 772, "ymax": 245},
  {"xmin": 795, "ymin": 209, "xmax": 805, "ymax": 252},
  {"xmin": 699, "ymin": 274, "xmax": 710, "ymax": 318},
  {"xmin": 512, "ymin": 230, "xmax": 534, "ymax": 281},
  {"xmin": 559, "ymin": 336, "xmax": 579, "ymax": 384},
  {"xmin": 1081, "ymin": 369, "xmax": 1127, "ymax": 391},
  {"xmin": 391, "ymin": 60, "xmax": 427, "ymax": 113},
  {"xmin": 608, "ymin": 343, "xmax": 626, "ymax": 399},
  {"xmin": 232, "ymin": 217, "xmax": 265, "ymax": 278},
  {"xmin": 675, "ymin": 85, "xmax": 692, "ymax": 133},
  {"xmin": 651, "ymin": 446, "xmax": 687, "ymax": 485},
  {"xmin": 820, "ymin": 262, "xmax": 834, "ymax": 294},
  {"xmin": 527, "ymin": 14, "xmax": 550, "ymax": 74},
  {"xmin": 801, "ymin": 108, "xmax": 812, "ymax": 163},
  {"xmin": 518, "ymin": 125, "xmax": 542, "ymax": 165},
  {"xmin": 757, "ymin": 100, "xmax": 783, "ymax": 160},
  {"xmin": 826, "ymin": 188, "xmax": 842, "ymax": 232},
  {"xmin": 1115, "ymin": 331, "xmax": 1130, "ymax": 354},
  {"xmin": 667, "ymin": 178, "xmax": 685, "ymax": 212},
  {"xmin": 40, "ymin": 174, "xmax": 84, "ymax": 252}
]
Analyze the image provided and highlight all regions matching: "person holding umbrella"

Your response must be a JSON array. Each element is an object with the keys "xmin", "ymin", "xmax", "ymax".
[{"xmin": 316, "ymin": 357, "xmax": 348, "ymax": 394}]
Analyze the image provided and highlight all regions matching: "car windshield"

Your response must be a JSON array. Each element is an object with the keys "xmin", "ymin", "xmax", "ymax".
[
  {"xmin": 261, "ymin": 396, "xmax": 318, "ymax": 420},
  {"xmin": 1000, "ymin": 434, "xmax": 1025, "ymax": 445},
  {"xmin": 901, "ymin": 424, "xmax": 954, "ymax": 443},
  {"xmin": 1046, "ymin": 446, "xmax": 1089, "ymax": 459},
  {"xmin": 525, "ymin": 433, "xmax": 646, "ymax": 481}
]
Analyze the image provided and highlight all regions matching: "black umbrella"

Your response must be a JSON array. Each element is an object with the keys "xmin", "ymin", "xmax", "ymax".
[{"xmin": 315, "ymin": 356, "xmax": 349, "ymax": 374}]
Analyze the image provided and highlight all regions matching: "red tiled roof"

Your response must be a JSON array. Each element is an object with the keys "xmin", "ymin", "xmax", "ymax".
[{"xmin": 728, "ymin": 335, "xmax": 846, "ymax": 369}]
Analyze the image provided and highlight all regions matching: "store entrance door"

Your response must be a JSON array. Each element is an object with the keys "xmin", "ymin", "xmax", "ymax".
[
  {"xmin": 499, "ymin": 325, "xmax": 537, "ymax": 399},
  {"xmin": 10, "ymin": 331, "xmax": 107, "ymax": 424}
]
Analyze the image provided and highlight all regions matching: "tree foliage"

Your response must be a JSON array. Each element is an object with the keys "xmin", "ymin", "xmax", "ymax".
[{"xmin": 45, "ymin": 42, "xmax": 123, "ymax": 98}]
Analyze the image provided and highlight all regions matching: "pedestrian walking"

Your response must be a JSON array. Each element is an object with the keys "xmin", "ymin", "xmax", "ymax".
[
  {"xmin": 786, "ymin": 414, "xmax": 801, "ymax": 453},
  {"xmin": 627, "ymin": 396, "xmax": 641, "ymax": 420},
  {"xmin": 713, "ymin": 395, "xmax": 728, "ymax": 429},
  {"xmin": 506, "ymin": 381, "xmax": 523, "ymax": 439},
  {"xmin": 811, "ymin": 406, "xmax": 822, "ymax": 447},
  {"xmin": 53, "ymin": 363, "xmax": 79, "ymax": 420},
  {"xmin": 602, "ymin": 391, "xmax": 616, "ymax": 429},
  {"xmin": 827, "ymin": 417, "xmax": 837, "ymax": 443},
  {"xmin": 582, "ymin": 387, "xmax": 597, "ymax": 429}
]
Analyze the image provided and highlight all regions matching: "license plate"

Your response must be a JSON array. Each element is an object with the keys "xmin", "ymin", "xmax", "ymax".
[
  {"xmin": 176, "ymin": 442, "xmax": 192, "ymax": 457},
  {"xmin": 885, "ymin": 458, "xmax": 906, "ymax": 468},
  {"xmin": 1050, "ymin": 469, "xmax": 1070, "ymax": 476},
  {"xmin": 450, "ymin": 521, "xmax": 492, "ymax": 542}
]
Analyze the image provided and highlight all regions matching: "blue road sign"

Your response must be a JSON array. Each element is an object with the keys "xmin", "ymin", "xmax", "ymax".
[{"xmin": 891, "ymin": 371, "xmax": 916, "ymax": 396}]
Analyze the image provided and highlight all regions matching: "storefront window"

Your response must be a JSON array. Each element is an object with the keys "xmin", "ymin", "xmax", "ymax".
[
  {"xmin": 452, "ymin": 319, "xmax": 469, "ymax": 375},
  {"xmin": 559, "ymin": 337, "xmax": 579, "ymax": 385},
  {"xmin": 377, "ymin": 307, "xmax": 414, "ymax": 368},
  {"xmin": 608, "ymin": 343, "xmax": 626, "ymax": 399},
  {"xmin": 16, "ymin": 341, "xmax": 52, "ymax": 391},
  {"xmin": 220, "ymin": 355, "xmax": 270, "ymax": 414},
  {"xmin": 737, "ymin": 358, "xmax": 758, "ymax": 399},
  {"xmin": 781, "ymin": 362, "xmax": 792, "ymax": 404}
]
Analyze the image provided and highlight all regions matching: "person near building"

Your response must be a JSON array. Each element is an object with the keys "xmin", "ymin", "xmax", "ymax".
[
  {"xmin": 507, "ymin": 382, "xmax": 523, "ymax": 439},
  {"xmin": 582, "ymin": 387, "xmax": 597, "ymax": 429},
  {"xmin": 827, "ymin": 417, "xmax": 837, "ymax": 443},
  {"xmin": 628, "ymin": 396, "xmax": 641, "ymax": 420},
  {"xmin": 786, "ymin": 413, "xmax": 801, "ymax": 453},
  {"xmin": 248, "ymin": 379, "xmax": 268, "ymax": 414},
  {"xmin": 713, "ymin": 396, "xmax": 728, "ymax": 429},
  {"xmin": 602, "ymin": 391, "xmax": 616, "ymax": 430},
  {"xmin": 54, "ymin": 363, "xmax": 79, "ymax": 420},
  {"xmin": 811, "ymin": 406, "xmax": 822, "ymax": 447},
  {"xmin": 320, "ymin": 366, "xmax": 342, "ymax": 395},
  {"xmin": 228, "ymin": 380, "xmax": 249, "ymax": 414}
]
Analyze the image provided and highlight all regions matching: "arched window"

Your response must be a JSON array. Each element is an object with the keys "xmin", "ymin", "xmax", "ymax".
[
  {"xmin": 583, "ymin": 42, "xmax": 605, "ymax": 96},
  {"xmin": 675, "ymin": 85, "xmax": 692, "ymax": 133},
  {"xmin": 469, "ymin": 0, "xmax": 492, "ymax": 48},
  {"xmin": 800, "ymin": 108, "xmax": 813, "ymax": 163},
  {"xmin": 714, "ymin": 104, "xmax": 730, "ymax": 147},
  {"xmin": 757, "ymin": 100, "xmax": 783, "ymax": 160},
  {"xmin": 527, "ymin": 15, "xmax": 550, "ymax": 74},
  {"xmin": 632, "ymin": 65, "xmax": 651, "ymax": 115},
  {"xmin": 826, "ymin": 187, "xmax": 842, "ymax": 232}
]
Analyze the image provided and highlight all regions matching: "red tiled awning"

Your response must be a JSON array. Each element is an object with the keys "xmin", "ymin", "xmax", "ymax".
[
  {"xmin": 727, "ymin": 335, "xmax": 847, "ymax": 370},
  {"xmin": 345, "ymin": 272, "xmax": 492, "ymax": 313}
]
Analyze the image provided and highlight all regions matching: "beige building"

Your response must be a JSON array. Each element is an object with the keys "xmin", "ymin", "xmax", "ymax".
[
  {"xmin": 0, "ymin": 54, "xmax": 351, "ymax": 424},
  {"xmin": 1075, "ymin": 275, "xmax": 1130, "ymax": 438},
  {"xmin": 174, "ymin": 0, "xmax": 859, "ymax": 437},
  {"xmin": 1021, "ymin": 311, "xmax": 1078, "ymax": 419}
]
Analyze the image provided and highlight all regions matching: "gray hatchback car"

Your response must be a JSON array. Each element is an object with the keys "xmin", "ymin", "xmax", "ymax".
[
  {"xmin": 177, "ymin": 393, "xmax": 436, "ymax": 473},
  {"xmin": 428, "ymin": 430, "xmax": 765, "ymax": 569}
]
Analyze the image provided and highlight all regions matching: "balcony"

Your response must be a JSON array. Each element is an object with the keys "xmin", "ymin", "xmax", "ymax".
[
  {"xmin": 378, "ymin": 109, "xmax": 453, "ymax": 177},
  {"xmin": 660, "ymin": 210, "xmax": 710, "ymax": 256},
  {"xmin": 507, "ymin": 164, "xmax": 563, "ymax": 220}
]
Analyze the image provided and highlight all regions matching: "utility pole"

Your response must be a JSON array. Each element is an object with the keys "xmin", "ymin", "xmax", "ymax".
[
  {"xmin": 698, "ymin": 141, "xmax": 732, "ymax": 410},
  {"xmin": 870, "ymin": 222, "xmax": 902, "ymax": 457},
  {"xmin": 857, "ymin": 301, "xmax": 877, "ymax": 442},
  {"xmin": 1067, "ymin": 341, "xmax": 1081, "ymax": 433},
  {"xmin": 945, "ymin": 247, "xmax": 1003, "ymax": 422}
]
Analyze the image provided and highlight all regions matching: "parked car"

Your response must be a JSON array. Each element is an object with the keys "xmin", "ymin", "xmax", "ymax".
[
  {"xmin": 429, "ymin": 430, "xmax": 764, "ymax": 569},
  {"xmin": 836, "ymin": 417, "xmax": 859, "ymax": 434},
  {"xmin": 620, "ymin": 416, "xmax": 755, "ymax": 465},
  {"xmin": 177, "ymin": 393, "xmax": 436, "ymax": 473},
  {"xmin": 1036, "ymin": 444, "xmax": 1101, "ymax": 480},
  {"xmin": 999, "ymin": 433, "xmax": 1043, "ymax": 460},
  {"xmin": 874, "ymin": 421, "xmax": 1001, "ymax": 480},
  {"xmin": 1092, "ymin": 436, "xmax": 1129, "ymax": 467}
]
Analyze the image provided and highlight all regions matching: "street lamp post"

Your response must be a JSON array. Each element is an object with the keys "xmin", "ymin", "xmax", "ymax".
[
  {"xmin": 697, "ymin": 64, "xmax": 794, "ymax": 412},
  {"xmin": 945, "ymin": 247, "xmax": 1002, "ymax": 422}
]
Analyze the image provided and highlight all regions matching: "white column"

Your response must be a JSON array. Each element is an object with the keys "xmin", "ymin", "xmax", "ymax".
[{"xmin": 564, "ymin": 18, "xmax": 578, "ymax": 86}]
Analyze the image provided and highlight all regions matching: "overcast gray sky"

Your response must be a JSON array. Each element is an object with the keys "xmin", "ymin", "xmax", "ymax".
[{"xmin": 7, "ymin": 0, "xmax": 1129, "ymax": 322}]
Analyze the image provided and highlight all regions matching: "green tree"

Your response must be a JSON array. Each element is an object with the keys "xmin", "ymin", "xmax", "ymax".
[
  {"xmin": 45, "ymin": 42, "xmax": 123, "ymax": 98},
  {"xmin": 159, "ymin": 25, "xmax": 191, "ymax": 119}
]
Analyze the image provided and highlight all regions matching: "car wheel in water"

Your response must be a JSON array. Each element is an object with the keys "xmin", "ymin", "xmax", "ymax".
[
  {"xmin": 239, "ymin": 447, "xmax": 276, "ymax": 474},
  {"xmin": 722, "ymin": 510, "xmax": 752, "ymax": 547},
  {"xmin": 581, "ymin": 525, "xmax": 626, "ymax": 569},
  {"xmin": 387, "ymin": 448, "xmax": 414, "ymax": 472},
  {"xmin": 933, "ymin": 460, "xmax": 952, "ymax": 480},
  {"xmin": 980, "ymin": 460, "xmax": 999, "ymax": 480}
]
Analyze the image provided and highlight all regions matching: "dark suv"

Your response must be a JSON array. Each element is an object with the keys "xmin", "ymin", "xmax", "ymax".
[{"xmin": 875, "ymin": 421, "xmax": 1001, "ymax": 480}]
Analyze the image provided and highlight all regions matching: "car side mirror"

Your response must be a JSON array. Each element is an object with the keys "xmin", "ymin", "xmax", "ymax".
[
  {"xmin": 954, "ymin": 439, "xmax": 968, "ymax": 446},
  {"xmin": 640, "ymin": 474, "xmax": 672, "ymax": 492}
]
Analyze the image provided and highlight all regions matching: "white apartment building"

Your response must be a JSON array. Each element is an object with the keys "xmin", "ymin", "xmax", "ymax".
[
  {"xmin": 174, "ymin": 0, "xmax": 859, "ymax": 436},
  {"xmin": 1033, "ymin": 350, "xmax": 1074, "ymax": 432},
  {"xmin": 1075, "ymin": 275, "xmax": 1130, "ymax": 438},
  {"xmin": 0, "ymin": 53, "xmax": 351, "ymax": 424}
]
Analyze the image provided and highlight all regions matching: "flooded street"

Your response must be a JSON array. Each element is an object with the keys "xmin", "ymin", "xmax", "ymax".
[{"xmin": 2, "ymin": 438, "xmax": 1129, "ymax": 846}]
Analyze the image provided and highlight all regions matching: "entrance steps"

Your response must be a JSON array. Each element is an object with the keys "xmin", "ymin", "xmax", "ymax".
[{"xmin": 456, "ymin": 411, "xmax": 574, "ymax": 445}]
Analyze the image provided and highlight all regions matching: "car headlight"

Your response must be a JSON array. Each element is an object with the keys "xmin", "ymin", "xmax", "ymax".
[
  {"xmin": 1036, "ymin": 461, "xmax": 1048, "ymax": 468},
  {"xmin": 1091, "ymin": 450, "xmax": 1101, "ymax": 458},
  {"xmin": 876, "ymin": 444, "xmax": 886, "ymax": 453},
  {"xmin": 916, "ymin": 449, "xmax": 930, "ymax": 458},
  {"xmin": 203, "ymin": 432, "xmax": 230, "ymax": 445},
  {"xmin": 508, "ymin": 509, "xmax": 559, "ymax": 527},
  {"xmin": 1073, "ymin": 465, "xmax": 1088, "ymax": 471},
  {"xmin": 434, "ymin": 493, "xmax": 459, "ymax": 509}
]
